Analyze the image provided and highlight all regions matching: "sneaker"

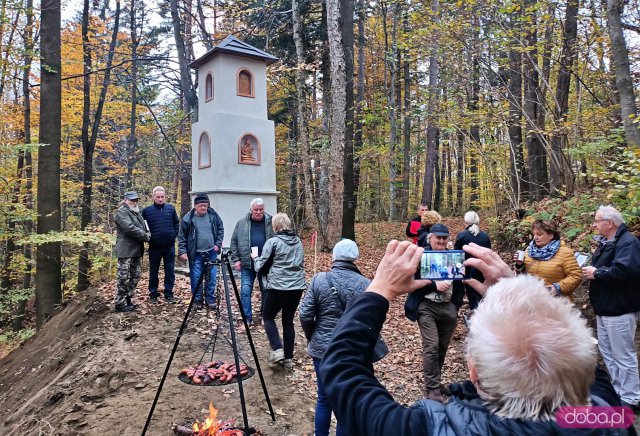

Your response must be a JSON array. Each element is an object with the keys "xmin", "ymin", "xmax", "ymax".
[
  {"xmin": 282, "ymin": 359, "xmax": 293, "ymax": 371},
  {"xmin": 194, "ymin": 301, "xmax": 204, "ymax": 311},
  {"xmin": 268, "ymin": 348, "xmax": 285, "ymax": 365},
  {"xmin": 165, "ymin": 296, "xmax": 176, "ymax": 304},
  {"xmin": 149, "ymin": 296, "xmax": 158, "ymax": 304},
  {"xmin": 114, "ymin": 304, "xmax": 137, "ymax": 313},
  {"xmin": 207, "ymin": 303, "xmax": 216, "ymax": 311}
]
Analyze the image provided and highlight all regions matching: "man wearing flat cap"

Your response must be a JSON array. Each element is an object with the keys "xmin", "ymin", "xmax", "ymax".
[
  {"xmin": 113, "ymin": 190, "xmax": 150, "ymax": 312},
  {"xmin": 404, "ymin": 222, "xmax": 464, "ymax": 402},
  {"xmin": 178, "ymin": 193, "xmax": 224, "ymax": 310}
]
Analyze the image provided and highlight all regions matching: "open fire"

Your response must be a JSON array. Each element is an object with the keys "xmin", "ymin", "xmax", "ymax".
[
  {"xmin": 173, "ymin": 402, "xmax": 245, "ymax": 436},
  {"xmin": 192, "ymin": 402, "xmax": 243, "ymax": 436}
]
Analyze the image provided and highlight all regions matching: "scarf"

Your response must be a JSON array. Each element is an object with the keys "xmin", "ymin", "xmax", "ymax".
[{"xmin": 528, "ymin": 238, "xmax": 561, "ymax": 261}]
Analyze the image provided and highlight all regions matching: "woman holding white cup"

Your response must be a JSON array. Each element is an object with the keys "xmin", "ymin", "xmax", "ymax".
[{"xmin": 513, "ymin": 219, "xmax": 582, "ymax": 301}]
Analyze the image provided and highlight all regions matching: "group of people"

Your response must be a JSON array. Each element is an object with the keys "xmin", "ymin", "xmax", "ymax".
[
  {"xmin": 112, "ymin": 188, "xmax": 305, "ymax": 370},
  {"xmin": 113, "ymin": 191, "xmax": 640, "ymax": 434}
]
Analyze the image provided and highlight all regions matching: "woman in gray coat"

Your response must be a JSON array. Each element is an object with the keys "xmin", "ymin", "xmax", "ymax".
[
  {"xmin": 299, "ymin": 239, "xmax": 369, "ymax": 436},
  {"xmin": 253, "ymin": 213, "xmax": 306, "ymax": 370}
]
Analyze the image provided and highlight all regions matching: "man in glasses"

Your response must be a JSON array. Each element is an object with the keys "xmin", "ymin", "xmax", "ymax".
[
  {"xmin": 113, "ymin": 190, "xmax": 150, "ymax": 312},
  {"xmin": 583, "ymin": 204, "xmax": 640, "ymax": 411}
]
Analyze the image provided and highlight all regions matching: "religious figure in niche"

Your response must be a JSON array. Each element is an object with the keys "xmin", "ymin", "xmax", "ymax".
[{"xmin": 239, "ymin": 135, "xmax": 259, "ymax": 164}]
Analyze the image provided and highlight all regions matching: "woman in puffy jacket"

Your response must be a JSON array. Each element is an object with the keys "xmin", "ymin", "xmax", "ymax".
[
  {"xmin": 514, "ymin": 219, "xmax": 582, "ymax": 301},
  {"xmin": 454, "ymin": 211, "xmax": 491, "ymax": 310},
  {"xmin": 299, "ymin": 239, "xmax": 368, "ymax": 436},
  {"xmin": 253, "ymin": 213, "xmax": 306, "ymax": 370}
]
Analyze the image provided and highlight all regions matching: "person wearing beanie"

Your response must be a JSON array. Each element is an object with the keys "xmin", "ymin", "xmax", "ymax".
[
  {"xmin": 454, "ymin": 211, "xmax": 492, "ymax": 310},
  {"xmin": 177, "ymin": 193, "xmax": 224, "ymax": 310},
  {"xmin": 299, "ymin": 239, "xmax": 379, "ymax": 436},
  {"xmin": 113, "ymin": 190, "xmax": 150, "ymax": 312}
]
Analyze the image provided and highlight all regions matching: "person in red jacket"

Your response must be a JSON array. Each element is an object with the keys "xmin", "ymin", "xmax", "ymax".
[{"xmin": 406, "ymin": 204, "xmax": 428, "ymax": 244}]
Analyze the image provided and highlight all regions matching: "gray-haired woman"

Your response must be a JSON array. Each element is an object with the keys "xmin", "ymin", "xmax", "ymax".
[
  {"xmin": 454, "ymin": 211, "xmax": 491, "ymax": 310},
  {"xmin": 253, "ymin": 213, "xmax": 306, "ymax": 370}
]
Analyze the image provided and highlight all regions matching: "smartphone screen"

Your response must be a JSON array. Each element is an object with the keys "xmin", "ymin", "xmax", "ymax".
[{"xmin": 415, "ymin": 250, "xmax": 467, "ymax": 280}]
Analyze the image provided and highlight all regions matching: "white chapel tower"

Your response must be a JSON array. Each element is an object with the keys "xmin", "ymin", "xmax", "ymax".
[{"xmin": 189, "ymin": 36, "xmax": 279, "ymax": 246}]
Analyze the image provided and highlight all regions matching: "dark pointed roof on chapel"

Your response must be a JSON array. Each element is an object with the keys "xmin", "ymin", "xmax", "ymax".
[{"xmin": 190, "ymin": 35, "xmax": 279, "ymax": 69}]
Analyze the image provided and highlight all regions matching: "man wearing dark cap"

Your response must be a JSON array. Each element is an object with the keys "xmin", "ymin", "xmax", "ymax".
[
  {"xmin": 178, "ymin": 193, "xmax": 224, "ymax": 309},
  {"xmin": 404, "ymin": 223, "xmax": 463, "ymax": 402},
  {"xmin": 113, "ymin": 190, "xmax": 150, "ymax": 312}
]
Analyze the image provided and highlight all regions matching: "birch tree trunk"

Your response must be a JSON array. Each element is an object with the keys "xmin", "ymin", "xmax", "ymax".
[
  {"xmin": 386, "ymin": 0, "xmax": 399, "ymax": 220},
  {"xmin": 325, "ymin": 0, "xmax": 346, "ymax": 248}
]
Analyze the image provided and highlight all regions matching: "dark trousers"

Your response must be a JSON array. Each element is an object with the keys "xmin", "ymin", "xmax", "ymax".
[
  {"xmin": 465, "ymin": 284, "xmax": 483, "ymax": 310},
  {"xmin": 262, "ymin": 289, "xmax": 303, "ymax": 359},
  {"xmin": 417, "ymin": 299, "xmax": 458, "ymax": 391},
  {"xmin": 148, "ymin": 246, "xmax": 176, "ymax": 298}
]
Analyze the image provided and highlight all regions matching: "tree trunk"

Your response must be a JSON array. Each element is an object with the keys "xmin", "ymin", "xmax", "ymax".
[
  {"xmin": 468, "ymin": 14, "xmax": 480, "ymax": 208},
  {"xmin": 523, "ymin": 0, "xmax": 548, "ymax": 200},
  {"xmin": 77, "ymin": 0, "xmax": 121, "ymax": 292},
  {"xmin": 341, "ymin": 0, "xmax": 356, "ymax": 238},
  {"xmin": 325, "ymin": 0, "xmax": 346, "ymax": 248},
  {"xmin": 606, "ymin": 0, "xmax": 640, "ymax": 147},
  {"xmin": 456, "ymin": 130, "xmax": 464, "ymax": 212},
  {"xmin": 353, "ymin": 0, "xmax": 366, "ymax": 224},
  {"xmin": 421, "ymin": 0, "xmax": 440, "ymax": 209},
  {"xmin": 292, "ymin": 0, "xmax": 318, "ymax": 231},
  {"xmin": 507, "ymin": 7, "xmax": 526, "ymax": 207},
  {"xmin": 549, "ymin": 0, "xmax": 578, "ymax": 192},
  {"xmin": 401, "ymin": 12, "xmax": 411, "ymax": 220},
  {"xmin": 385, "ymin": 0, "xmax": 399, "ymax": 220},
  {"xmin": 36, "ymin": 0, "xmax": 62, "ymax": 328}
]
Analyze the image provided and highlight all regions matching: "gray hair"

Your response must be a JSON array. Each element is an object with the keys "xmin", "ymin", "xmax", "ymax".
[
  {"xmin": 250, "ymin": 198, "xmax": 264, "ymax": 209},
  {"xmin": 467, "ymin": 275, "xmax": 596, "ymax": 420},
  {"xmin": 464, "ymin": 211, "xmax": 480, "ymax": 236},
  {"xmin": 272, "ymin": 212, "xmax": 292, "ymax": 232},
  {"xmin": 152, "ymin": 186, "xmax": 166, "ymax": 195},
  {"xmin": 598, "ymin": 205, "xmax": 624, "ymax": 226}
]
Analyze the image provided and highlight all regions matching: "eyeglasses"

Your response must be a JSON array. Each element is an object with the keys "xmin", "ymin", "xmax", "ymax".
[
  {"xmin": 593, "ymin": 219, "xmax": 610, "ymax": 224},
  {"xmin": 129, "ymin": 199, "xmax": 139, "ymax": 202}
]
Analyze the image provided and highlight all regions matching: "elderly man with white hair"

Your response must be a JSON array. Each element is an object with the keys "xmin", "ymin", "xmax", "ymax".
[
  {"xmin": 583, "ymin": 205, "xmax": 640, "ymax": 412},
  {"xmin": 321, "ymin": 241, "xmax": 630, "ymax": 435}
]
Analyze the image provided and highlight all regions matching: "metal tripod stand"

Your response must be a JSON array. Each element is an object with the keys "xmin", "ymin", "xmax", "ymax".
[{"xmin": 142, "ymin": 250, "xmax": 275, "ymax": 435}]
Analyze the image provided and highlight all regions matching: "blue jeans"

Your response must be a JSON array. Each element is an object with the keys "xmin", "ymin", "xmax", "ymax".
[
  {"xmin": 240, "ymin": 268, "xmax": 264, "ymax": 322},
  {"xmin": 313, "ymin": 358, "xmax": 345, "ymax": 436},
  {"xmin": 190, "ymin": 251, "xmax": 218, "ymax": 305},
  {"xmin": 148, "ymin": 246, "xmax": 175, "ymax": 298}
]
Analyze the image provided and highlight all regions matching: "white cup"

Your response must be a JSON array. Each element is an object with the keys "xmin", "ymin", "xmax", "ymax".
[
  {"xmin": 251, "ymin": 246, "xmax": 259, "ymax": 257},
  {"xmin": 517, "ymin": 250, "xmax": 525, "ymax": 261}
]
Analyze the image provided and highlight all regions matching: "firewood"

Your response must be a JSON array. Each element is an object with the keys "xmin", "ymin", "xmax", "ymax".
[{"xmin": 171, "ymin": 423, "xmax": 195, "ymax": 435}]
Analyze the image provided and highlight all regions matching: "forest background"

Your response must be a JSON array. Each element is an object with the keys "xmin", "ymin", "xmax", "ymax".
[{"xmin": 0, "ymin": 0, "xmax": 638, "ymax": 344}]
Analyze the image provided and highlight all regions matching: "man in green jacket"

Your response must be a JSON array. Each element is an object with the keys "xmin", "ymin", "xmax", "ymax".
[
  {"xmin": 113, "ymin": 191, "xmax": 150, "ymax": 312},
  {"xmin": 230, "ymin": 198, "xmax": 273, "ymax": 325}
]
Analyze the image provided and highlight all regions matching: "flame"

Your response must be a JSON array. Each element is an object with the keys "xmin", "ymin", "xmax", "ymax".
[{"xmin": 191, "ymin": 402, "xmax": 241, "ymax": 436}]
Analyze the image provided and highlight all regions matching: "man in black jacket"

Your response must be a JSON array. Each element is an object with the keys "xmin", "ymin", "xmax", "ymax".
[
  {"xmin": 321, "ymin": 241, "xmax": 632, "ymax": 435},
  {"xmin": 142, "ymin": 186, "xmax": 179, "ymax": 304},
  {"xmin": 583, "ymin": 205, "xmax": 640, "ymax": 411}
]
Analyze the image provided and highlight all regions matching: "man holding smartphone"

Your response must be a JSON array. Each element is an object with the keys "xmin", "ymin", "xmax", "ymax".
[{"xmin": 404, "ymin": 223, "xmax": 464, "ymax": 402}]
